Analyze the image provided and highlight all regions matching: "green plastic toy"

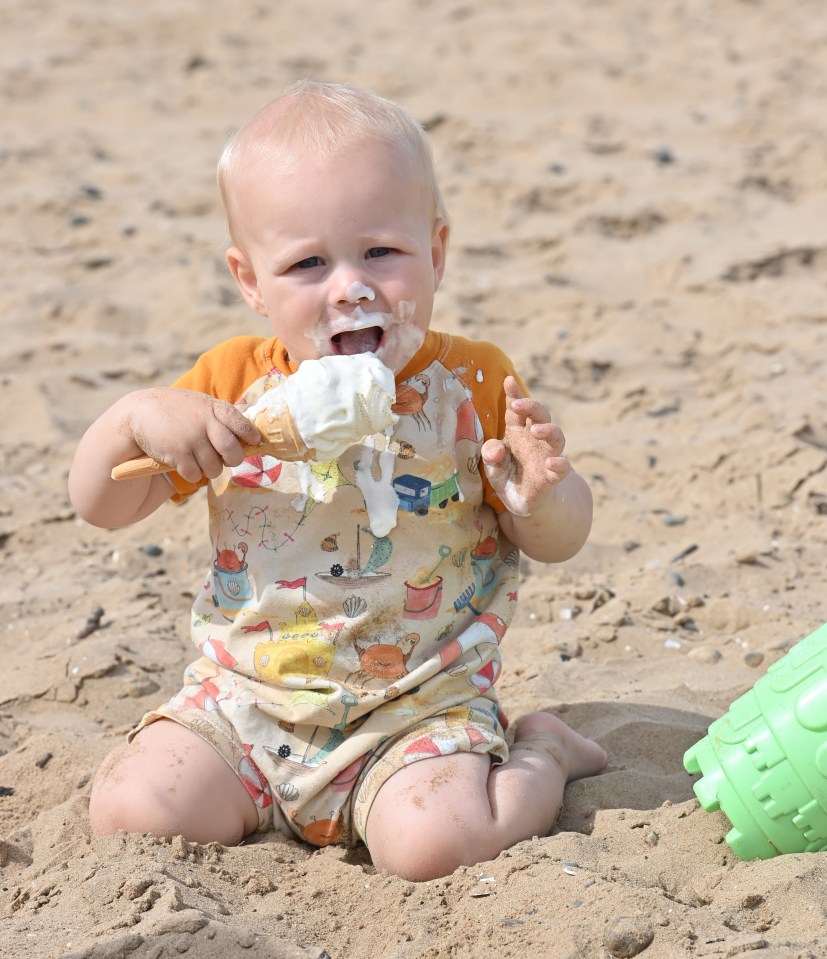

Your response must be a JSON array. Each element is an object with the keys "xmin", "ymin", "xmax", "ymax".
[{"xmin": 684, "ymin": 621, "xmax": 827, "ymax": 859}]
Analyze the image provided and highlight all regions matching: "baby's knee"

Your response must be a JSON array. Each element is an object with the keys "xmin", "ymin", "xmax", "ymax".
[
  {"xmin": 370, "ymin": 819, "xmax": 490, "ymax": 882},
  {"xmin": 89, "ymin": 745, "xmax": 186, "ymax": 839}
]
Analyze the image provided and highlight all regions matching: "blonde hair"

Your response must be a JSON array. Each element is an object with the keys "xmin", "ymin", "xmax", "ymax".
[{"xmin": 218, "ymin": 80, "xmax": 447, "ymax": 241}]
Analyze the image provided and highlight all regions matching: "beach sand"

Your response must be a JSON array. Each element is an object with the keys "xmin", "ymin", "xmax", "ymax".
[{"xmin": 3, "ymin": 1, "xmax": 827, "ymax": 956}]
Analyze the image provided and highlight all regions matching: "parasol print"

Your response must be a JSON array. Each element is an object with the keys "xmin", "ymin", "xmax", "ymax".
[
  {"xmin": 238, "ymin": 749, "xmax": 273, "ymax": 809},
  {"xmin": 402, "ymin": 735, "xmax": 460, "ymax": 763},
  {"xmin": 230, "ymin": 455, "xmax": 283, "ymax": 488}
]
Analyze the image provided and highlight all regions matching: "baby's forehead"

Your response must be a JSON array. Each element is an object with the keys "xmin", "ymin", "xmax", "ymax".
[{"xmin": 234, "ymin": 134, "xmax": 426, "ymax": 199}]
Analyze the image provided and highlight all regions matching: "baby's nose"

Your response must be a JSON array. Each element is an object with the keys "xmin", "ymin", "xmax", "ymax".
[
  {"xmin": 332, "ymin": 274, "xmax": 376, "ymax": 306},
  {"xmin": 345, "ymin": 281, "xmax": 376, "ymax": 303}
]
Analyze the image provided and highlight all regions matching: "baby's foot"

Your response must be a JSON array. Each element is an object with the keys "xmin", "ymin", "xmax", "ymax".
[{"xmin": 512, "ymin": 711, "xmax": 607, "ymax": 783}]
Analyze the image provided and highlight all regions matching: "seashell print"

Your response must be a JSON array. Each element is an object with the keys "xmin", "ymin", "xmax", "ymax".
[
  {"xmin": 452, "ymin": 546, "xmax": 468, "ymax": 568},
  {"xmin": 276, "ymin": 782, "xmax": 299, "ymax": 802},
  {"xmin": 343, "ymin": 595, "xmax": 368, "ymax": 618},
  {"xmin": 321, "ymin": 532, "xmax": 340, "ymax": 552},
  {"xmin": 397, "ymin": 440, "xmax": 416, "ymax": 459}
]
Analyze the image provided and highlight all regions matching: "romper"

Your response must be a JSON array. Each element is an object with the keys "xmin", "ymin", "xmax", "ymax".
[{"xmin": 132, "ymin": 329, "xmax": 522, "ymax": 847}]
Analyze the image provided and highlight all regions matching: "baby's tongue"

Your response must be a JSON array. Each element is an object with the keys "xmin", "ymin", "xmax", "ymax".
[{"xmin": 332, "ymin": 327, "xmax": 382, "ymax": 355}]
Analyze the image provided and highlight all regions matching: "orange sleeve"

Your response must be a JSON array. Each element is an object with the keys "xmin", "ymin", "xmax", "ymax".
[{"xmin": 165, "ymin": 336, "xmax": 274, "ymax": 502}]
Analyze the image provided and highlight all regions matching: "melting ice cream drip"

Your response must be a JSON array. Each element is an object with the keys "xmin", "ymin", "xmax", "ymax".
[{"xmin": 353, "ymin": 432, "xmax": 399, "ymax": 537}]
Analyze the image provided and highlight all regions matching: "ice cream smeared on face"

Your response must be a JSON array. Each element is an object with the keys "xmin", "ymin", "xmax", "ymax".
[
  {"xmin": 313, "ymin": 300, "xmax": 424, "ymax": 372},
  {"xmin": 244, "ymin": 353, "xmax": 398, "ymax": 461},
  {"xmin": 345, "ymin": 281, "xmax": 375, "ymax": 303}
]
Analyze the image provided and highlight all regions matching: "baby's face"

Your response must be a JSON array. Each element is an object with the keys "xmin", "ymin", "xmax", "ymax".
[{"xmin": 227, "ymin": 140, "xmax": 449, "ymax": 372}]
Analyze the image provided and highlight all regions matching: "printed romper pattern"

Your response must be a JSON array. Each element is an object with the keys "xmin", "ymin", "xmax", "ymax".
[{"xmin": 132, "ymin": 330, "xmax": 521, "ymax": 847}]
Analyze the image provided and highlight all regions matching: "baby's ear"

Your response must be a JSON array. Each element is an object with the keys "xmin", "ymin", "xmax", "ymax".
[
  {"xmin": 226, "ymin": 247, "xmax": 267, "ymax": 316},
  {"xmin": 431, "ymin": 218, "xmax": 450, "ymax": 288}
]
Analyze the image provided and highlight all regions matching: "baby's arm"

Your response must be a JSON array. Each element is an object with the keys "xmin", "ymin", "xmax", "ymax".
[
  {"xmin": 481, "ymin": 376, "xmax": 592, "ymax": 563},
  {"xmin": 68, "ymin": 387, "xmax": 261, "ymax": 529}
]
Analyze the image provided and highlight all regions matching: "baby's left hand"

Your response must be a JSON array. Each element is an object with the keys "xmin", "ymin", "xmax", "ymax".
[{"xmin": 481, "ymin": 376, "xmax": 570, "ymax": 516}]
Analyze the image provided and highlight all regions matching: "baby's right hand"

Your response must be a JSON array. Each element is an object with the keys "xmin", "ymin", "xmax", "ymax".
[{"xmin": 124, "ymin": 388, "xmax": 261, "ymax": 483}]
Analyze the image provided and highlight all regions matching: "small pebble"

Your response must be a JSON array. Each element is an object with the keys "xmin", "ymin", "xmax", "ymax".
[
  {"xmin": 605, "ymin": 918, "xmax": 655, "ymax": 957},
  {"xmin": 554, "ymin": 639, "xmax": 583, "ymax": 660},
  {"xmin": 744, "ymin": 650, "xmax": 765, "ymax": 668},
  {"xmin": 652, "ymin": 596, "xmax": 680, "ymax": 616},
  {"xmin": 652, "ymin": 146, "xmax": 675, "ymax": 165},
  {"xmin": 77, "ymin": 606, "xmax": 105, "ymax": 639},
  {"xmin": 687, "ymin": 646, "xmax": 722, "ymax": 664},
  {"xmin": 141, "ymin": 543, "xmax": 164, "ymax": 557},
  {"xmin": 558, "ymin": 606, "xmax": 581, "ymax": 621},
  {"xmin": 35, "ymin": 752, "xmax": 53, "ymax": 769}
]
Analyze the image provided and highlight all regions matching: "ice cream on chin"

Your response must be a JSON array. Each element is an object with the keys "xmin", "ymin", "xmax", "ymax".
[{"xmin": 244, "ymin": 353, "xmax": 398, "ymax": 461}]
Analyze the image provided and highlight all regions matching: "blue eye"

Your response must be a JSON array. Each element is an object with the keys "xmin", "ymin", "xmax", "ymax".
[
  {"xmin": 295, "ymin": 256, "xmax": 323, "ymax": 269},
  {"xmin": 367, "ymin": 247, "xmax": 391, "ymax": 259}
]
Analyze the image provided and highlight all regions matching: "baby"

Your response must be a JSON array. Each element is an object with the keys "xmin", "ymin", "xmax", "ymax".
[{"xmin": 69, "ymin": 79, "xmax": 606, "ymax": 882}]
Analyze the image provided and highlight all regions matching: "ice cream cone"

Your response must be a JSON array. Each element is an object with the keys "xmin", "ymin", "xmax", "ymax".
[{"xmin": 111, "ymin": 407, "xmax": 315, "ymax": 481}]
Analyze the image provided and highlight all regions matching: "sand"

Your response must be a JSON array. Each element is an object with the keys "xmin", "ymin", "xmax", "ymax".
[{"xmin": 3, "ymin": 1, "xmax": 827, "ymax": 956}]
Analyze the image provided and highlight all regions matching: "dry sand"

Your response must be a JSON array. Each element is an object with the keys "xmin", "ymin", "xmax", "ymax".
[{"xmin": 3, "ymin": 1, "xmax": 827, "ymax": 956}]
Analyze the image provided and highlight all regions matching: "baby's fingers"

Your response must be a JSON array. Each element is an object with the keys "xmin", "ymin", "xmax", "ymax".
[
  {"xmin": 512, "ymin": 396, "xmax": 551, "ymax": 426},
  {"xmin": 543, "ymin": 454, "xmax": 572, "ymax": 483},
  {"xmin": 530, "ymin": 420, "xmax": 566, "ymax": 454},
  {"xmin": 213, "ymin": 399, "xmax": 262, "ymax": 446},
  {"xmin": 481, "ymin": 438, "xmax": 513, "ymax": 487},
  {"xmin": 203, "ymin": 422, "xmax": 247, "ymax": 472}
]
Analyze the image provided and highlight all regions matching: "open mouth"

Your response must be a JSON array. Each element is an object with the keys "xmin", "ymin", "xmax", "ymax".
[{"xmin": 330, "ymin": 326, "xmax": 384, "ymax": 356}]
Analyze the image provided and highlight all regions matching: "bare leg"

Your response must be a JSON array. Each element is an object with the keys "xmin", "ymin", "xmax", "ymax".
[
  {"xmin": 366, "ymin": 711, "xmax": 607, "ymax": 882},
  {"xmin": 89, "ymin": 718, "xmax": 259, "ymax": 846}
]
